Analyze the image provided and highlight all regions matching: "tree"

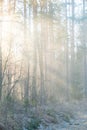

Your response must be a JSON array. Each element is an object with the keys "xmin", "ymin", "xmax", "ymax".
[{"xmin": 0, "ymin": 0, "xmax": 3, "ymax": 100}]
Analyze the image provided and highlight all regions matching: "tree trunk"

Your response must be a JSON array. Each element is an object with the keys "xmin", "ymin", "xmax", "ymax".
[{"xmin": 0, "ymin": 0, "xmax": 3, "ymax": 100}]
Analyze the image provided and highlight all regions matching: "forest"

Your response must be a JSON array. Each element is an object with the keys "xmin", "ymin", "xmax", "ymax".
[{"xmin": 0, "ymin": 0, "xmax": 87, "ymax": 130}]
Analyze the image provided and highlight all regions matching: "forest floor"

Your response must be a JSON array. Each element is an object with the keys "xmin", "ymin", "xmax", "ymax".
[
  {"xmin": 40, "ymin": 100, "xmax": 87, "ymax": 130},
  {"xmin": 1, "ymin": 99, "xmax": 87, "ymax": 130}
]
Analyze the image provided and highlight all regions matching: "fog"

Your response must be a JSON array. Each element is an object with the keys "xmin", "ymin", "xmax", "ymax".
[{"xmin": 0, "ymin": 0, "xmax": 87, "ymax": 130}]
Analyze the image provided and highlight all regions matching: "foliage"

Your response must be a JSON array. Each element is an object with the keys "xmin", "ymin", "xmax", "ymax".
[
  {"xmin": 26, "ymin": 117, "xmax": 41, "ymax": 130},
  {"xmin": 24, "ymin": 98, "xmax": 29, "ymax": 108},
  {"xmin": 61, "ymin": 112, "xmax": 74, "ymax": 123}
]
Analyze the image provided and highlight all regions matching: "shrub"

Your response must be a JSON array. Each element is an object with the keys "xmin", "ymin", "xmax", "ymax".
[{"xmin": 26, "ymin": 117, "xmax": 41, "ymax": 130}]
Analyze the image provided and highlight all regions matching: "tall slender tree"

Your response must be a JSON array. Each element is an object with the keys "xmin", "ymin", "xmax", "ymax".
[
  {"xmin": 83, "ymin": 0, "xmax": 87, "ymax": 97},
  {"xmin": 0, "ymin": 0, "xmax": 3, "ymax": 100}
]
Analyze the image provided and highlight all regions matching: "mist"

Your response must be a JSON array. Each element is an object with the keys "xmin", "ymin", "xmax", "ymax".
[{"xmin": 0, "ymin": 0, "xmax": 87, "ymax": 130}]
